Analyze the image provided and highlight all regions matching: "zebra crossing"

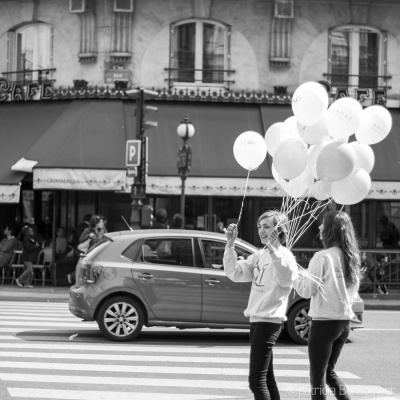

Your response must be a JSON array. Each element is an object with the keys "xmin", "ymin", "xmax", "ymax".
[{"xmin": 0, "ymin": 301, "xmax": 395, "ymax": 400}]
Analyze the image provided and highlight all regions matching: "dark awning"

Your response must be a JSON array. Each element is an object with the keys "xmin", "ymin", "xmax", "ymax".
[
  {"xmin": 1, "ymin": 100, "xmax": 399, "ymax": 201},
  {"xmin": 16, "ymin": 101, "xmax": 127, "ymax": 191},
  {"xmin": 0, "ymin": 101, "xmax": 71, "ymax": 202}
]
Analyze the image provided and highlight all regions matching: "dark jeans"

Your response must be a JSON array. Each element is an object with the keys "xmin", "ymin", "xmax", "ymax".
[
  {"xmin": 308, "ymin": 320, "xmax": 351, "ymax": 400},
  {"xmin": 19, "ymin": 261, "xmax": 33, "ymax": 285},
  {"xmin": 249, "ymin": 322, "xmax": 282, "ymax": 400}
]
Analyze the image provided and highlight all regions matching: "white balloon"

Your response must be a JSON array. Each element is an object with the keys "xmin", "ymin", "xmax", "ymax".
[
  {"xmin": 326, "ymin": 97, "xmax": 363, "ymax": 139},
  {"xmin": 297, "ymin": 113, "xmax": 330, "ymax": 145},
  {"xmin": 274, "ymin": 139, "xmax": 308, "ymax": 180},
  {"xmin": 281, "ymin": 169, "xmax": 313, "ymax": 199},
  {"xmin": 311, "ymin": 180, "xmax": 332, "ymax": 201},
  {"xmin": 233, "ymin": 131, "xmax": 267, "ymax": 171},
  {"xmin": 291, "ymin": 82, "xmax": 329, "ymax": 126},
  {"xmin": 265, "ymin": 122, "xmax": 284, "ymax": 157},
  {"xmin": 349, "ymin": 142, "xmax": 375, "ymax": 173},
  {"xmin": 281, "ymin": 116, "xmax": 301, "ymax": 141},
  {"xmin": 271, "ymin": 163, "xmax": 281, "ymax": 183},
  {"xmin": 331, "ymin": 168, "xmax": 371, "ymax": 205},
  {"xmin": 316, "ymin": 142, "xmax": 356, "ymax": 182},
  {"xmin": 355, "ymin": 105, "xmax": 392, "ymax": 145},
  {"xmin": 308, "ymin": 140, "xmax": 333, "ymax": 179}
]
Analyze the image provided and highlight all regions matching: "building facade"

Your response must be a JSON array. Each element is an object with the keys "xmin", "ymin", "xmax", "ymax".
[{"xmin": 0, "ymin": 0, "xmax": 399, "ymax": 255}]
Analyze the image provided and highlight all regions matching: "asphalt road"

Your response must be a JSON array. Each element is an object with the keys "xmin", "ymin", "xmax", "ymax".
[{"xmin": 0, "ymin": 301, "xmax": 398, "ymax": 400}]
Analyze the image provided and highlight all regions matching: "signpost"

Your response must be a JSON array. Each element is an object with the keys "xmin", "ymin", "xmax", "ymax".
[{"xmin": 126, "ymin": 140, "xmax": 141, "ymax": 166}]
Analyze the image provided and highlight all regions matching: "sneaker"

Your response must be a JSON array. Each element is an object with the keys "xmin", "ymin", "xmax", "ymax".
[
  {"xmin": 67, "ymin": 274, "xmax": 72, "ymax": 284},
  {"xmin": 25, "ymin": 284, "xmax": 34, "ymax": 289},
  {"xmin": 16, "ymin": 279, "xmax": 24, "ymax": 288}
]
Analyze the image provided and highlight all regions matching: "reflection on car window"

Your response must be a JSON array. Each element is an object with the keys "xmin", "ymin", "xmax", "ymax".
[
  {"xmin": 140, "ymin": 238, "xmax": 194, "ymax": 267},
  {"xmin": 201, "ymin": 240, "xmax": 252, "ymax": 270}
]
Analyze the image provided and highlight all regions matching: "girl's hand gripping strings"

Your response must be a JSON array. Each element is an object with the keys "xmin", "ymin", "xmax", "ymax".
[{"xmin": 226, "ymin": 224, "xmax": 238, "ymax": 248}]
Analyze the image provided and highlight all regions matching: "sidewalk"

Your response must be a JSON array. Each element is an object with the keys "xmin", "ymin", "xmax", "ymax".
[
  {"xmin": 0, "ymin": 283, "xmax": 70, "ymax": 301},
  {"xmin": 1, "ymin": 284, "xmax": 400, "ymax": 309}
]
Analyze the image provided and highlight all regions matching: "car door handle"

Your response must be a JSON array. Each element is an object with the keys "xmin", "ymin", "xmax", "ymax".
[
  {"xmin": 138, "ymin": 273, "xmax": 154, "ymax": 280},
  {"xmin": 205, "ymin": 278, "xmax": 220, "ymax": 285}
]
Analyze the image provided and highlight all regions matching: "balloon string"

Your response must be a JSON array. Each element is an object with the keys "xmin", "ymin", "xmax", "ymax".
[{"xmin": 237, "ymin": 170, "xmax": 251, "ymax": 227}]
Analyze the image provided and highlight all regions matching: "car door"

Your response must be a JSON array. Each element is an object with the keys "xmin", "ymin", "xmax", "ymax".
[
  {"xmin": 131, "ymin": 236, "xmax": 202, "ymax": 322},
  {"xmin": 199, "ymin": 239, "xmax": 252, "ymax": 324}
]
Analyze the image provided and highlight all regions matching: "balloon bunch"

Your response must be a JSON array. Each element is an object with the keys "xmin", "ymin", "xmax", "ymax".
[
  {"xmin": 233, "ymin": 81, "xmax": 392, "ymax": 249},
  {"xmin": 268, "ymin": 81, "xmax": 392, "ymax": 247}
]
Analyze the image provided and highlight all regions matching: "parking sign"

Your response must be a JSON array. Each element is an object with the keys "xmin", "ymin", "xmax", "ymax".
[{"xmin": 126, "ymin": 140, "xmax": 141, "ymax": 166}]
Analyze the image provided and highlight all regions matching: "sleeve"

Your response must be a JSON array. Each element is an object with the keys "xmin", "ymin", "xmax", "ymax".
[
  {"xmin": 79, "ymin": 228, "xmax": 91, "ymax": 243},
  {"xmin": 270, "ymin": 247, "xmax": 299, "ymax": 287},
  {"xmin": 293, "ymin": 252, "xmax": 324, "ymax": 298},
  {"xmin": 223, "ymin": 246, "xmax": 256, "ymax": 282}
]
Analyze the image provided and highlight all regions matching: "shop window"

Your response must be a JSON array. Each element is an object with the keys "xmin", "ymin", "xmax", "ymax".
[
  {"xmin": 168, "ymin": 19, "xmax": 232, "ymax": 87},
  {"xmin": 6, "ymin": 23, "xmax": 54, "ymax": 84},
  {"xmin": 328, "ymin": 26, "xmax": 387, "ymax": 89},
  {"xmin": 376, "ymin": 202, "xmax": 400, "ymax": 250}
]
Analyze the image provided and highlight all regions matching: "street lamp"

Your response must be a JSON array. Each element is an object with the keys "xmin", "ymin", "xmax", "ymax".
[{"xmin": 177, "ymin": 115, "xmax": 195, "ymax": 229}]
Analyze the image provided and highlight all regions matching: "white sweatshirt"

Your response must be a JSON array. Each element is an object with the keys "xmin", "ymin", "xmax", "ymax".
[
  {"xmin": 223, "ymin": 245, "xmax": 298, "ymax": 323},
  {"xmin": 294, "ymin": 247, "xmax": 359, "ymax": 320}
]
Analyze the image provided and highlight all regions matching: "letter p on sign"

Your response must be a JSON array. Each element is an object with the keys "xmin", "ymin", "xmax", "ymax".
[{"xmin": 126, "ymin": 140, "xmax": 141, "ymax": 167}]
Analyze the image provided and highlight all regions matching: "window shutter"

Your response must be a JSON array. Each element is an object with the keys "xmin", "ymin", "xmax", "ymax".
[
  {"xmin": 114, "ymin": 0, "xmax": 134, "ymax": 12},
  {"xmin": 69, "ymin": 0, "xmax": 86, "ymax": 13},
  {"xmin": 274, "ymin": 0, "xmax": 294, "ymax": 18}
]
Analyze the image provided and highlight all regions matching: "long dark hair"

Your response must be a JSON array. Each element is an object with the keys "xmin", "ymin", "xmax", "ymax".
[{"xmin": 321, "ymin": 211, "xmax": 360, "ymax": 287}]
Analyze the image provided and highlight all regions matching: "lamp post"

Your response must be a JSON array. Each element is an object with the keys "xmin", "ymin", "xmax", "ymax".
[{"xmin": 177, "ymin": 115, "xmax": 195, "ymax": 229}]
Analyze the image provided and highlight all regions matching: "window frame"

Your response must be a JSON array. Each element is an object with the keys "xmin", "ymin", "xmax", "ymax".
[
  {"xmin": 328, "ymin": 25, "xmax": 387, "ymax": 89},
  {"xmin": 7, "ymin": 22, "xmax": 54, "ymax": 84},
  {"xmin": 169, "ymin": 18, "xmax": 232, "ymax": 89}
]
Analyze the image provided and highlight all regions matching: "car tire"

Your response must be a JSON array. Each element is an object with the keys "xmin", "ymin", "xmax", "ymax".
[
  {"xmin": 286, "ymin": 300, "xmax": 311, "ymax": 345},
  {"xmin": 97, "ymin": 296, "xmax": 144, "ymax": 342}
]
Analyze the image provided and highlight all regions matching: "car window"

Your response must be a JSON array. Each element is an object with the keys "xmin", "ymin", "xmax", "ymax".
[
  {"xmin": 140, "ymin": 238, "xmax": 194, "ymax": 267},
  {"xmin": 201, "ymin": 240, "xmax": 253, "ymax": 270}
]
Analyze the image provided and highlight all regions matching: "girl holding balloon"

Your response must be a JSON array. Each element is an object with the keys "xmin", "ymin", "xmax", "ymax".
[
  {"xmin": 224, "ymin": 210, "xmax": 298, "ymax": 400},
  {"xmin": 294, "ymin": 210, "xmax": 361, "ymax": 400}
]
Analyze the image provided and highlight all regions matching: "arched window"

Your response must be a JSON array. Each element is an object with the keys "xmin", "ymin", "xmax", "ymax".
[
  {"xmin": 169, "ymin": 19, "xmax": 231, "ymax": 87},
  {"xmin": 7, "ymin": 23, "xmax": 53, "ymax": 83},
  {"xmin": 328, "ymin": 26, "xmax": 387, "ymax": 89}
]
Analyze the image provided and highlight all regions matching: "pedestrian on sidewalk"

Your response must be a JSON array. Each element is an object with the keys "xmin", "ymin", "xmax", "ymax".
[
  {"xmin": 224, "ymin": 210, "xmax": 298, "ymax": 400},
  {"xmin": 370, "ymin": 253, "xmax": 389, "ymax": 295},
  {"xmin": 294, "ymin": 210, "xmax": 361, "ymax": 400},
  {"xmin": 16, "ymin": 225, "xmax": 41, "ymax": 288},
  {"xmin": 0, "ymin": 226, "xmax": 20, "ymax": 266}
]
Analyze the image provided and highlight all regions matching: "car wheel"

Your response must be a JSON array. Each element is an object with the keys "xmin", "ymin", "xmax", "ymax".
[
  {"xmin": 97, "ymin": 296, "xmax": 144, "ymax": 342},
  {"xmin": 286, "ymin": 300, "xmax": 311, "ymax": 345}
]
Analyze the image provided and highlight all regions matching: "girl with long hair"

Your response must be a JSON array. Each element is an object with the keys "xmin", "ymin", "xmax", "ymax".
[
  {"xmin": 294, "ymin": 210, "xmax": 361, "ymax": 400},
  {"xmin": 224, "ymin": 210, "xmax": 298, "ymax": 400}
]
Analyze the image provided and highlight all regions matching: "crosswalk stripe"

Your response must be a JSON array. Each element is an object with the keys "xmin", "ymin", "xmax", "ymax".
[
  {"xmin": 0, "ymin": 312, "xmax": 73, "ymax": 317},
  {"xmin": 0, "ymin": 316, "xmax": 82, "ymax": 321},
  {"xmin": 0, "ymin": 360, "xmax": 359, "ymax": 379},
  {"xmin": 0, "ymin": 302, "xmax": 67, "ymax": 307},
  {"xmin": 0, "ymin": 321, "xmax": 97, "ymax": 328},
  {"xmin": 0, "ymin": 351, "xmax": 309, "ymax": 364},
  {"xmin": 8, "ymin": 388, "xmax": 235, "ymax": 400},
  {"xmin": 0, "ymin": 342, "xmax": 304, "ymax": 355},
  {"xmin": 0, "ymin": 327, "xmax": 99, "ymax": 333},
  {"xmin": 7, "ymin": 383, "xmax": 393, "ymax": 397}
]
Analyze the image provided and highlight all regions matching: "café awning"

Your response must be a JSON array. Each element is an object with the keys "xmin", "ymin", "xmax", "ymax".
[
  {"xmin": 10, "ymin": 100, "xmax": 128, "ymax": 192},
  {"xmin": 1, "ymin": 99, "xmax": 400, "ymax": 201}
]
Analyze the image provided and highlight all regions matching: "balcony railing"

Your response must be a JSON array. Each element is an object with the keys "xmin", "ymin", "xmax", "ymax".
[
  {"xmin": 1, "ymin": 68, "xmax": 56, "ymax": 86},
  {"xmin": 292, "ymin": 248, "xmax": 400, "ymax": 294},
  {"xmin": 164, "ymin": 67, "xmax": 235, "ymax": 87},
  {"xmin": 323, "ymin": 73, "xmax": 392, "ymax": 90}
]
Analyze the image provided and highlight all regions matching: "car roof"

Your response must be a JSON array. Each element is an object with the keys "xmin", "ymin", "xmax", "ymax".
[{"xmin": 105, "ymin": 229, "xmax": 258, "ymax": 250}]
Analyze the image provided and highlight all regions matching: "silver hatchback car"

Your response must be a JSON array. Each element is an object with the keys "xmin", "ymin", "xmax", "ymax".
[{"xmin": 69, "ymin": 229, "xmax": 364, "ymax": 344}]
